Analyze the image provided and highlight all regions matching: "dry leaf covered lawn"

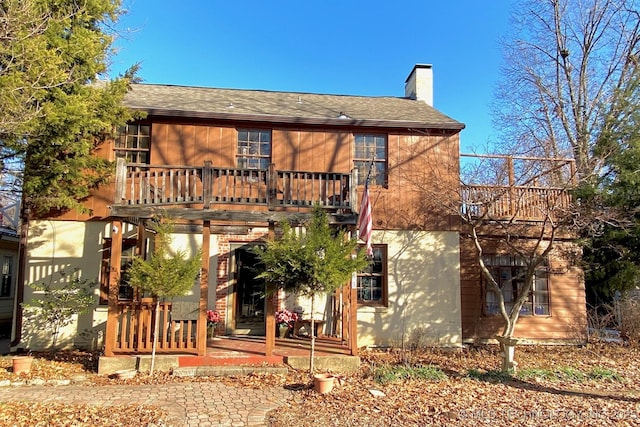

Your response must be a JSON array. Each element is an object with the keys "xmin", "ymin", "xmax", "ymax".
[{"xmin": 1, "ymin": 344, "xmax": 639, "ymax": 426}]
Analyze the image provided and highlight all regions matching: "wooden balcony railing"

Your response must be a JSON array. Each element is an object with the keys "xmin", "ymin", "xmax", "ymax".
[
  {"xmin": 114, "ymin": 159, "xmax": 357, "ymax": 212},
  {"xmin": 461, "ymin": 184, "xmax": 572, "ymax": 221},
  {"xmin": 111, "ymin": 300, "xmax": 199, "ymax": 354},
  {"xmin": 459, "ymin": 154, "xmax": 575, "ymax": 222}
]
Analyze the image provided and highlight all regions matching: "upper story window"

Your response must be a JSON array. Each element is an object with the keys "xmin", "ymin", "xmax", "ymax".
[
  {"xmin": 354, "ymin": 134, "xmax": 387, "ymax": 186},
  {"xmin": 483, "ymin": 255, "xmax": 550, "ymax": 316},
  {"xmin": 357, "ymin": 245, "xmax": 387, "ymax": 306},
  {"xmin": 237, "ymin": 129, "xmax": 271, "ymax": 170},
  {"xmin": 115, "ymin": 124, "xmax": 150, "ymax": 164}
]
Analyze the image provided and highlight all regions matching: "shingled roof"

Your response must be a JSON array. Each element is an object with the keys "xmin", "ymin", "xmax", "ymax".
[{"xmin": 124, "ymin": 84, "xmax": 464, "ymax": 131}]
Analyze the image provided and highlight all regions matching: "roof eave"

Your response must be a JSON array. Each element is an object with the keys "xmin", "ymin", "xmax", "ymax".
[{"xmin": 130, "ymin": 107, "xmax": 466, "ymax": 131}]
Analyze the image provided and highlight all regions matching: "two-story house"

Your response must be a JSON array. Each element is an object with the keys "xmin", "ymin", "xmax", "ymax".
[{"xmin": 12, "ymin": 64, "xmax": 587, "ymax": 363}]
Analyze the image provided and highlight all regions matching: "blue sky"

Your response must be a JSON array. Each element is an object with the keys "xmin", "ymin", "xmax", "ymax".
[{"xmin": 111, "ymin": 1, "xmax": 512, "ymax": 152}]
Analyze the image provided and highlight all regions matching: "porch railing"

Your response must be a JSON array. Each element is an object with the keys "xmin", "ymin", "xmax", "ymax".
[
  {"xmin": 114, "ymin": 159, "xmax": 357, "ymax": 212},
  {"xmin": 112, "ymin": 300, "xmax": 199, "ymax": 354}
]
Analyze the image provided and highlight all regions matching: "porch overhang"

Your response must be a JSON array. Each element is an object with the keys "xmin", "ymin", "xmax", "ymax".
[{"xmin": 109, "ymin": 206, "xmax": 358, "ymax": 225}]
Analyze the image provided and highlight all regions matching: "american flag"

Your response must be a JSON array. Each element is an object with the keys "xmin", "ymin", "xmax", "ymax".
[{"xmin": 358, "ymin": 178, "xmax": 373, "ymax": 257}]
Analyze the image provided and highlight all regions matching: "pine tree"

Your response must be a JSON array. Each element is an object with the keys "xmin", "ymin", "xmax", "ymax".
[
  {"xmin": 0, "ymin": 0, "xmax": 139, "ymax": 214},
  {"xmin": 126, "ymin": 219, "xmax": 202, "ymax": 374}
]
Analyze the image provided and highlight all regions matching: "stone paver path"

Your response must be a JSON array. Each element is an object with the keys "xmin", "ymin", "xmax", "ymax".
[{"xmin": 0, "ymin": 382, "xmax": 291, "ymax": 426}]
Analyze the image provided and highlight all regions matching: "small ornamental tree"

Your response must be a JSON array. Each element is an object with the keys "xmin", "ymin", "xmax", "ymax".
[
  {"xmin": 126, "ymin": 219, "xmax": 201, "ymax": 374},
  {"xmin": 255, "ymin": 207, "xmax": 368, "ymax": 374},
  {"xmin": 23, "ymin": 269, "xmax": 95, "ymax": 356}
]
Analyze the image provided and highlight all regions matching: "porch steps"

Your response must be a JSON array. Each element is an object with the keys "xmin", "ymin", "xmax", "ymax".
[
  {"xmin": 173, "ymin": 365, "xmax": 288, "ymax": 377},
  {"xmin": 283, "ymin": 355, "xmax": 360, "ymax": 372}
]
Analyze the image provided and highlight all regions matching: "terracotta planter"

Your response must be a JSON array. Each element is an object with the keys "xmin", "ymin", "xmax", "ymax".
[
  {"xmin": 313, "ymin": 373, "xmax": 335, "ymax": 394},
  {"xmin": 12, "ymin": 356, "xmax": 33, "ymax": 375}
]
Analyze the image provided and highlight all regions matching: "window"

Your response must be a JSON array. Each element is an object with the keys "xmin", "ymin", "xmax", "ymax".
[
  {"xmin": 237, "ymin": 129, "xmax": 271, "ymax": 170},
  {"xmin": 483, "ymin": 255, "xmax": 550, "ymax": 316},
  {"xmin": 0, "ymin": 255, "xmax": 13, "ymax": 297},
  {"xmin": 115, "ymin": 124, "xmax": 150, "ymax": 164},
  {"xmin": 357, "ymin": 245, "xmax": 387, "ymax": 306},
  {"xmin": 99, "ymin": 238, "xmax": 139, "ymax": 304},
  {"xmin": 354, "ymin": 134, "xmax": 387, "ymax": 185}
]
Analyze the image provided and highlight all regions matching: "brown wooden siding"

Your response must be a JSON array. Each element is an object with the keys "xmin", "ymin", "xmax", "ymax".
[
  {"xmin": 460, "ymin": 236, "xmax": 587, "ymax": 342},
  {"xmin": 45, "ymin": 119, "xmax": 461, "ymax": 231}
]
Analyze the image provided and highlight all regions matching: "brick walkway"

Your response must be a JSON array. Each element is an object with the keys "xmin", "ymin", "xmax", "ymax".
[{"xmin": 0, "ymin": 382, "xmax": 291, "ymax": 426}]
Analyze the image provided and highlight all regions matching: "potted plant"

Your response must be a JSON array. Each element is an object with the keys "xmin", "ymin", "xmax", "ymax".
[
  {"xmin": 207, "ymin": 309, "xmax": 221, "ymax": 339},
  {"xmin": 275, "ymin": 308, "xmax": 298, "ymax": 338}
]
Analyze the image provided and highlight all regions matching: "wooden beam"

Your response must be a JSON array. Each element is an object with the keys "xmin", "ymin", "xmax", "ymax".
[
  {"xmin": 110, "ymin": 206, "xmax": 357, "ymax": 225},
  {"xmin": 198, "ymin": 220, "xmax": 211, "ymax": 356},
  {"xmin": 104, "ymin": 220, "xmax": 123, "ymax": 357}
]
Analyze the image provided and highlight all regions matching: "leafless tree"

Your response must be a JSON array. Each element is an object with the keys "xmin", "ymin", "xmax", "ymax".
[
  {"xmin": 493, "ymin": 0, "xmax": 640, "ymax": 181},
  {"xmin": 404, "ymin": 148, "xmax": 578, "ymax": 371},
  {"xmin": 460, "ymin": 155, "xmax": 578, "ymax": 371}
]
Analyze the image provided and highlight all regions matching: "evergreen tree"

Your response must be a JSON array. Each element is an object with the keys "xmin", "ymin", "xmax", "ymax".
[
  {"xmin": 0, "ymin": 0, "xmax": 139, "ymax": 214},
  {"xmin": 127, "ymin": 219, "xmax": 202, "ymax": 374},
  {"xmin": 582, "ymin": 69, "xmax": 640, "ymax": 304},
  {"xmin": 255, "ymin": 207, "xmax": 368, "ymax": 374}
]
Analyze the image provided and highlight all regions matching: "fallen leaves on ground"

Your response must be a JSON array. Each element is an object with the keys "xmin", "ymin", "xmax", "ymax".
[
  {"xmin": 269, "ymin": 344, "xmax": 640, "ymax": 426},
  {"xmin": 1, "ymin": 344, "xmax": 640, "ymax": 426},
  {"xmin": 0, "ymin": 402, "xmax": 171, "ymax": 427}
]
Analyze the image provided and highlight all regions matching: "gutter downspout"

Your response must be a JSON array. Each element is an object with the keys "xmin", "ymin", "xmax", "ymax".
[{"xmin": 10, "ymin": 205, "xmax": 29, "ymax": 348}]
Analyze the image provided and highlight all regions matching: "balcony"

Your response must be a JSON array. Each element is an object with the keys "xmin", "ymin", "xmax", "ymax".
[
  {"xmin": 459, "ymin": 154, "xmax": 575, "ymax": 222},
  {"xmin": 111, "ymin": 159, "xmax": 358, "ymax": 223}
]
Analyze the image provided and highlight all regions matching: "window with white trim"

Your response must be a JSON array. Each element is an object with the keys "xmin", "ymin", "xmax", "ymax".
[
  {"xmin": 483, "ymin": 255, "xmax": 550, "ymax": 316},
  {"xmin": 237, "ymin": 129, "xmax": 271, "ymax": 170},
  {"xmin": 354, "ymin": 134, "xmax": 387, "ymax": 185},
  {"xmin": 115, "ymin": 124, "xmax": 150, "ymax": 164},
  {"xmin": 356, "ymin": 245, "xmax": 387, "ymax": 306}
]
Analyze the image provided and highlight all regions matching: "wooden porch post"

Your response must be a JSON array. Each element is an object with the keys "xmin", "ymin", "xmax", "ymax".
[
  {"xmin": 341, "ymin": 285, "xmax": 349, "ymax": 344},
  {"xmin": 349, "ymin": 281, "xmax": 358, "ymax": 356},
  {"xmin": 349, "ymin": 224, "xmax": 358, "ymax": 356},
  {"xmin": 104, "ymin": 219, "xmax": 123, "ymax": 357},
  {"xmin": 264, "ymin": 221, "xmax": 276, "ymax": 356},
  {"xmin": 198, "ymin": 220, "xmax": 211, "ymax": 356}
]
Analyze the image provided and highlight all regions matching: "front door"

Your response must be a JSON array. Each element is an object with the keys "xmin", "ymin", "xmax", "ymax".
[{"xmin": 231, "ymin": 246, "xmax": 265, "ymax": 335}]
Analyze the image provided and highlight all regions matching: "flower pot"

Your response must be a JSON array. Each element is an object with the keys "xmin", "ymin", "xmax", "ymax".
[
  {"xmin": 12, "ymin": 356, "xmax": 33, "ymax": 375},
  {"xmin": 277, "ymin": 324, "xmax": 290, "ymax": 339},
  {"xmin": 208, "ymin": 324, "xmax": 217, "ymax": 339},
  {"xmin": 313, "ymin": 373, "xmax": 335, "ymax": 394}
]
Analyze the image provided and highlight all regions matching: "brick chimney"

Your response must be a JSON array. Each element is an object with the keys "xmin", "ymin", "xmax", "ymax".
[{"xmin": 404, "ymin": 64, "xmax": 433, "ymax": 106}]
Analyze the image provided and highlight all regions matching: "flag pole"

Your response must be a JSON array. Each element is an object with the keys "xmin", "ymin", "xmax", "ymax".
[{"xmin": 358, "ymin": 153, "xmax": 375, "ymax": 258}]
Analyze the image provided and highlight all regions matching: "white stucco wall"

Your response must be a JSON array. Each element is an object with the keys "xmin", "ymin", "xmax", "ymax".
[
  {"xmin": 356, "ymin": 230, "xmax": 462, "ymax": 348},
  {"xmin": 19, "ymin": 223, "xmax": 462, "ymax": 351},
  {"xmin": 20, "ymin": 220, "xmax": 117, "ymax": 351},
  {"xmin": 20, "ymin": 223, "xmax": 215, "ymax": 352}
]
